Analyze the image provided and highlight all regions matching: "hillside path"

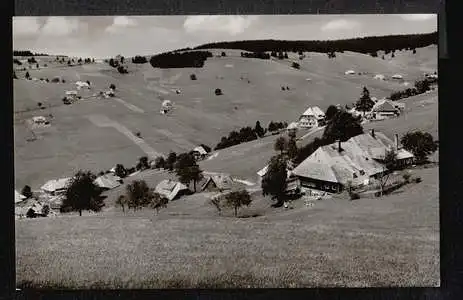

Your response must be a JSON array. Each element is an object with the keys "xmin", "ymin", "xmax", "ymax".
[{"xmin": 86, "ymin": 114, "xmax": 162, "ymax": 159}]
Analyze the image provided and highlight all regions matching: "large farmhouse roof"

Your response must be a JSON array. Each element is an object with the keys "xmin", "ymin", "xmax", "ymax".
[
  {"xmin": 41, "ymin": 178, "xmax": 72, "ymax": 193},
  {"xmin": 372, "ymin": 99, "xmax": 399, "ymax": 113},
  {"xmin": 292, "ymin": 131, "xmax": 414, "ymax": 186},
  {"xmin": 94, "ymin": 174, "xmax": 122, "ymax": 190},
  {"xmin": 155, "ymin": 179, "xmax": 188, "ymax": 201}
]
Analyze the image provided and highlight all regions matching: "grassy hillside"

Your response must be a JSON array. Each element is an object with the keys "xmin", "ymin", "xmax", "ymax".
[{"xmin": 14, "ymin": 46, "xmax": 436, "ymax": 189}]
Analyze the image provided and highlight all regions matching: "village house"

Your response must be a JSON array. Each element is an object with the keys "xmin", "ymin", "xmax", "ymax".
[
  {"xmin": 292, "ymin": 130, "xmax": 414, "ymax": 194},
  {"xmin": 192, "ymin": 146, "xmax": 209, "ymax": 161},
  {"xmin": 299, "ymin": 106, "xmax": 325, "ymax": 128},
  {"xmin": 370, "ymin": 99, "xmax": 401, "ymax": 119},
  {"xmin": 15, "ymin": 190, "xmax": 26, "ymax": 203},
  {"xmin": 155, "ymin": 179, "xmax": 189, "ymax": 201},
  {"xmin": 199, "ymin": 174, "xmax": 235, "ymax": 193},
  {"xmin": 40, "ymin": 177, "xmax": 72, "ymax": 196},
  {"xmin": 94, "ymin": 174, "xmax": 123, "ymax": 191},
  {"xmin": 286, "ymin": 122, "xmax": 299, "ymax": 136}
]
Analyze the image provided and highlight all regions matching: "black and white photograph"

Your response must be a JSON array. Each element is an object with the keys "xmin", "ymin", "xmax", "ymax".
[{"xmin": 13, "ymin": 14, "xmax": 439, "ymax": 288}]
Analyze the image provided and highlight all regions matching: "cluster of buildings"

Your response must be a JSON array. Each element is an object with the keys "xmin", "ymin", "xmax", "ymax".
[{"xmin": 257, "ymin": 129, "xmax": 414, "ymax": 195}]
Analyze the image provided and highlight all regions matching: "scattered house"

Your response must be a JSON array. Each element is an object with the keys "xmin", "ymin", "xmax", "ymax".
[
  {"xmin": 426, "ymin": 73, "xmax": 438, "ymax": 80},
  {"xmin": 15, "ymin": 190, "xmax": 26, "ymax": 203},
  {"xmin": 345, "ymin": 70, "xmax": 356, "ymax": 75},
  {"xmin": 32, "ymin": 116, "xmax": 47, "ymax": 124},
  {"xmin": 15, "ymin": 198, "xmax": 45, "ymax": 219},
  {"xmin": 374, "ymin": 74, "xmax": 385, "ymax": 80},
  {"xmin": 299, "ymin": 106, "xmax": 325, "ymax": 128},
  {"xmin": 155, "ymin": 179, "xmax": 189, "ymax": 201},
  {"xmin": 65, "ymin": 90, "xmax": 79, "ymax": 103},
  {"xmin": 94, "ymin": 174, "xmax": 123, "ymax": 190},
  {"xmin": 75, "ymin": 81, "xmax": 90, "ymax": 90},
  {"xmin": 392, "ymin": 74, "xmax": 404, "ymax": 80},
  {"xmin": 370, "ymin": 99, "xmax": 401, "ymax": 119},
  {"xmin": 160, "ymin": 100, "xmax": 172, "ymax": 114},
  {"xmin": 200, "ymin": 174, "xmax": 235, "ymax": 193},
  {"xmin": 47, "ymin": 195, "xmax": 65, "ymax": 210},
  {"xmin": 292, "ymin": 130, "xmax": 414, "ymax": 194},
  {"xmin": 41, "ymin": 177, "xmax": 72, "ymax": 196},
  {"xmin": 192, "ymin": 146, "xmax": 209, "ymax": 161},
  {"xmin": 286, "ymin": 122, "xmax": 299, "ymax": 135}
]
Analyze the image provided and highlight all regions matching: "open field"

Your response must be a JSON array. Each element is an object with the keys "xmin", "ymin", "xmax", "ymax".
[
  {"xmin": 16, "ymin": 165, "xmax": 439, "ymax": 288},
  {"xmin": 15, "ymin": 45, "xmax": 439, "ymax": 288},
  {"xmin": 14, "ymin": 46, "xmax": 437, "ymax": 189}
]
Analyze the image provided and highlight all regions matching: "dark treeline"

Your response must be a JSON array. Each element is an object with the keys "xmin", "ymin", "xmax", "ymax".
[
  {"xmin": 132, "ymin": 56, "xmax": 148, "ymax": 64},
  {"xmin": 240, "ymin": 51, "xmax": 271, "ymax": 59},
  {"xmin": 14, "ymin": 50, "xmax": 49, "ymax": 56},
  {"xmin": 214, "ymin": 120, "xmax": 287, "ymax": 150},
  {"xmin": 388, "ymin": 77, "xmax": 436, "ymax": 101},
  {"xmin": 215, "ymin": 126, "xmax": 258, "ymax": 150},
  {"xmin": 193, "ymin": 32, "xmax": 437, "ymax": 54},
  {"xmin": 149, "ymin": 51, "xmax": 213, "ymax": 68}
]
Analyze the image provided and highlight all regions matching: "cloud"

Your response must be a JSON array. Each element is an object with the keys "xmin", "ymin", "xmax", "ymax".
[
  {"xmin": 321, "ymin": 19, "xmax": 361, "ymax": 32},
  {"xmin": 105, "ymin": 16, "xmax": 138, "ymax": 33},
  {"xmin": 183, "ymin": 16, "xmax": 259, "ymax": 36},
  {"xmin": 40, "ymin": 17, "xmax": 83, "ymax": 37},
  {"xmin": 13, "ymin": 17, "xmax": 42, "ymax": 36},
  {"xmin": 399, "ymin": 14, "xmax": 436, "ymax": 22}
]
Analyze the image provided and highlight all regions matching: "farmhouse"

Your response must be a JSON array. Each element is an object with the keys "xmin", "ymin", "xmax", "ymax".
[
  {"xmin": 286, "ymin": 122, "xmax": 299, "ymax": 135},
  {"xmin": 76, "ymin": 81, "xmax": 90, "ymax": 90},
  {"xmin": 257, "ymin": 163, "xmax": 300, "ymax": 195},
  {"xmin": 160, "ymin": 100, "xmax": 172, "ymax": 114},
  {"xmin": 200, "ymin": 174, "xmax": 235, "ymax": 193},
  {"xmin": 155, "ymin": 179, "xmax": 189, "ymax": 201},
  {"xmin": 292, "ymin": 130, "xmax": 414, "ymax": 193},
  {"xmin": 41, "ymin": 177, "xmax": 72, "ymax": 196},
  {"xmin": 371, "ymin": 99, "xmax": 401, "ymax": 119},
  {"xmin": 299, "ymin": 106, "xmax": 325, "ymax": 128},
  {"xmin": 94, "ymin": 174, "xmax": 123, "ymax": 190},
  {"xmin": 345, "ymin": 70, "xmax": 356, "ymax": 75},
  {"xmin": 192, "ymin": 146, "xmax": 208, "ymax": 160},
  {"xmin": 15, "ymin": 190, "xmax": 26, "ymax": 203},
  {"xmin": 374, "ymin": 74, "xmax": 385, "ymax": 80},
  {"xmin": 15, "ymin": 198, "xmax": 44, "ymax": 219},
  {"xmin": 392, "ymin": 74, "xmax": 403, "ymax": 80},
  {"xmin": 32, "ymin": 116, "xmax": 47, "ymax": 124}
]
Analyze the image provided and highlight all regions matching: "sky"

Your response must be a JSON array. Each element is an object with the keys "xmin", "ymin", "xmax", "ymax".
[{"xmin": 13, "ymin": 15, "xmax": 437, "ymax": 58}]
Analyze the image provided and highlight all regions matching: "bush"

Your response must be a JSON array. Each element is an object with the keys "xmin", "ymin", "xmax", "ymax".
[
  {"xmin": 349, "ymin": 192, "xmax": 360, "ymax": 200},
  {"xmin": 403, "ymin": 173, "xmax": 411, "ymax": 183},
  {"xmin": 291, "ymin": 62, "xmax": 300, "ymax": 69},
  {"xmin": 114, "ymin": 164, "xmax": 127, "ymax": 178},
  {"xmin": 132, "ymin": 55, "xmax": 148, "ymax": 64},
  {"xmin": 414, "ymin": 177, "xmax": 422, "ymax": 183},
  {"xmin": 14, "ymin": 59, "xmax": 22, "ymax": 65},
  {"xmin": 154, "ymin": 156, "xmax": 166, "ymax": 169},
  {"xmin": 21, "ymin": 185, "xmax": 33, "ymax": 199},
  {"xmin": 62, "ymin": 79, "xmax": 66, "ymax": 83},
  {"xmin": 51, "ymin": 77, "xmax": 60, "ymax": 83},
  {"xmin": 110, "ymin": 84, "xmax": 116, "ymax": 90},
  {"xmin": 215, "ymin": 88, "xmax": 223, "ymax": 96},
  {"xmin": 135, "ymin": 131, "xmax": 141, "ymax": 138},
  {"xmin": 190, "ymin": 74, "xmax": 197, "ymax": 80},
  {"xmin": 117, "ymin": 66, "xmax": 128, "ymax": 74}
]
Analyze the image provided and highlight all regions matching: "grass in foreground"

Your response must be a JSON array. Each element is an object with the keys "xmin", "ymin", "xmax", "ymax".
[{"xmin": 16, "ymin": 167, "xmax": 439, "ymax": 288}]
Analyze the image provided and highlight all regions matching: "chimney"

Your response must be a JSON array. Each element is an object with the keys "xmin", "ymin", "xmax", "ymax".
[
  {"xmin": 338, "ymin": 140, "xmax": 342, "ymax": 152},
  {"xmin": 395, "ymin": 134, "xmax": 399, "ymax": 151},
  {"xmin": 371, "ymin": 129, "xmax": 375, "ymax": 138}
]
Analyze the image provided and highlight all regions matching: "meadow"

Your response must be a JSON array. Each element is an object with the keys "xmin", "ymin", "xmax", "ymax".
[{"xmin": 14, "ymin": 45, "xmax": 439, "ymax": 288}]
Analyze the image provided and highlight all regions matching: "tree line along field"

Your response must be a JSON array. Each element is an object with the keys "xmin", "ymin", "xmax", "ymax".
[{"xmin": 14, "ymin": 45, "xmax": 437, "ymax": 190}]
